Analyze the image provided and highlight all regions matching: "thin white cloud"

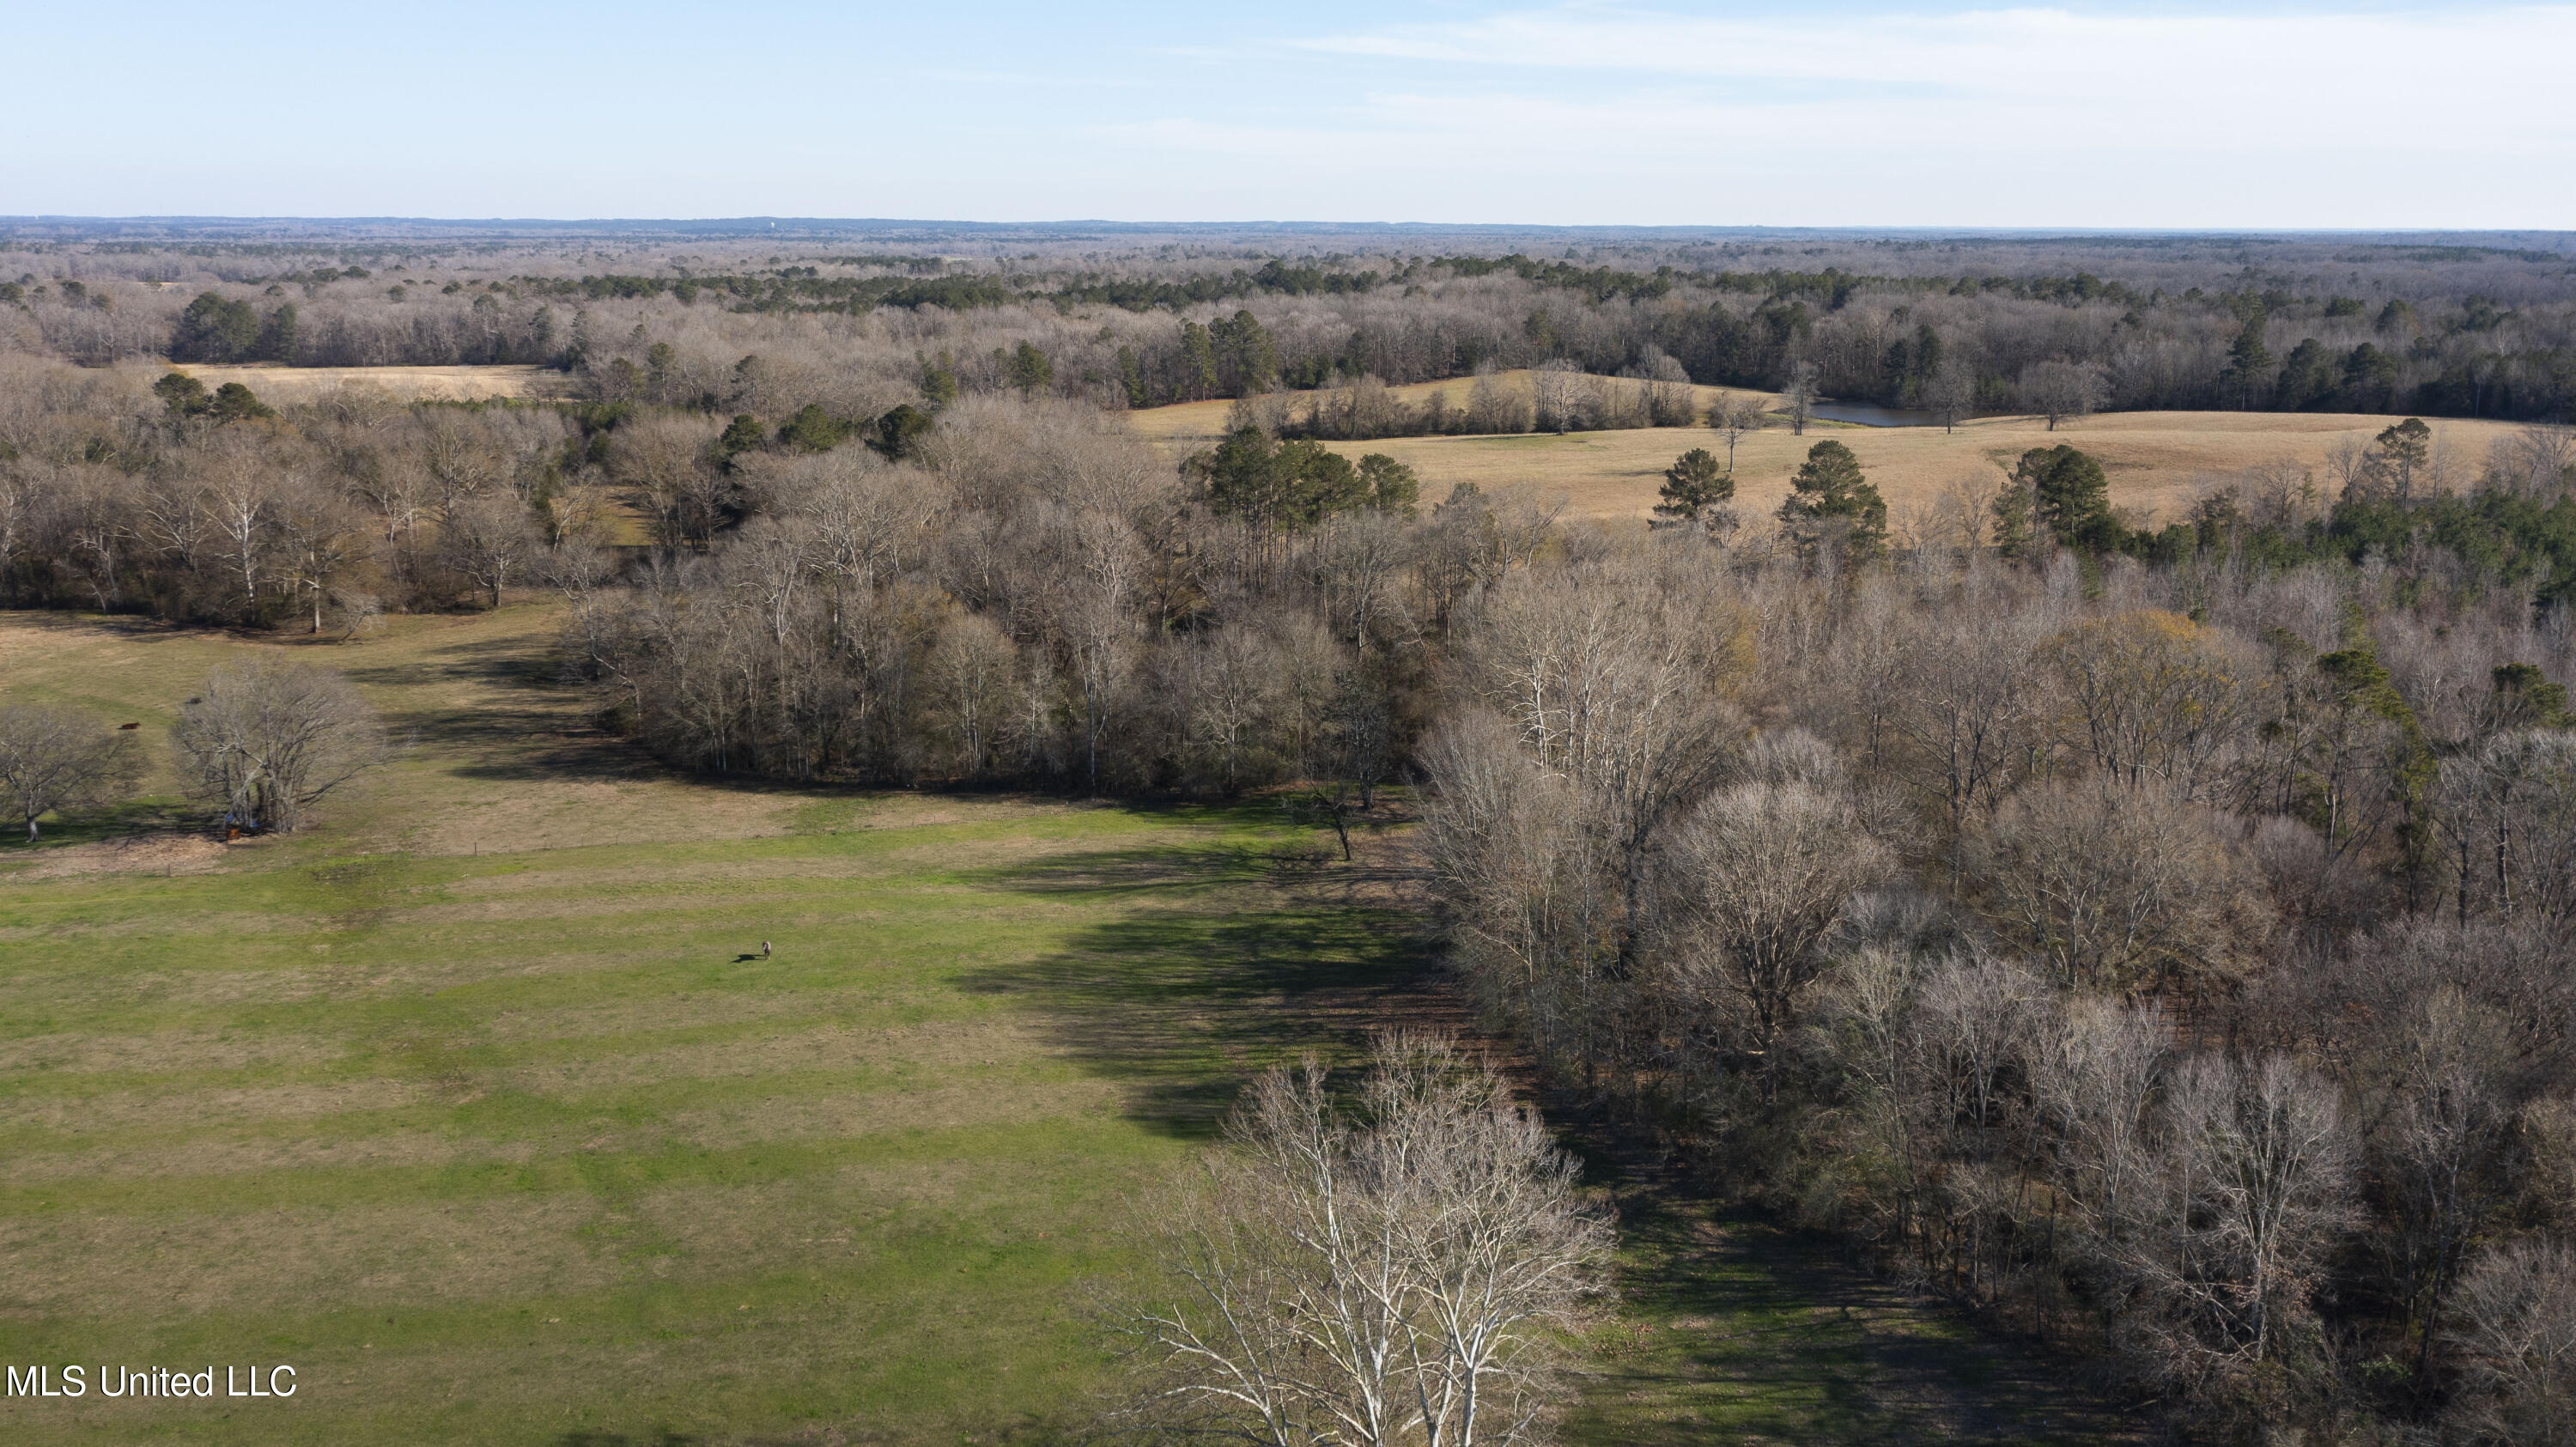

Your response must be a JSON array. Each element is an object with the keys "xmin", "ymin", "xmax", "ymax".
[
  {"xmin": 1298, "ymin": 4, "xmax": 2576, "ymax": 137},
  {"xmin": 1053, "ymin": 4, "xmax": 2576, "ymax": 226}
]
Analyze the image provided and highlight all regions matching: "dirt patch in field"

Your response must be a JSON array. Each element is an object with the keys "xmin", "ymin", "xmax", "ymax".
[{"xmin": 11, "ymin": 832, "xmax": 230, "ymax": 880}]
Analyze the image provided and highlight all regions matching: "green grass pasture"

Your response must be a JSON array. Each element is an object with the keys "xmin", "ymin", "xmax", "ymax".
[{"xmin": 0, "ymin": 609, "xmax": 1424, "ymax": 1444}]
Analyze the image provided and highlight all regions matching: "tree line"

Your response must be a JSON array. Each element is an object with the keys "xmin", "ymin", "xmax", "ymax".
[{"xmin": 9, "ymin": 234, "xmax": 2575, "ymax": 423}]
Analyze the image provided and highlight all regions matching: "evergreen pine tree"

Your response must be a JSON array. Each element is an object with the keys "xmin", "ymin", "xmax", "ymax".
[
  {"xmin": 1655, "ymin": 447, "xmax": 1733, "ymax": 525},
  {"xmin": 253, "ymin": 304, "xmax": 298, "ymax": 363},
  {"xmin": 154, "ymin": 371, "xmax": 212, "ymax": 418},
  {"xmin": 2014, "ymin": 444, "xmax": 2117, "ymax": 550},
  {"xmin": 2221, "ymin": 310, "xmax": 2272, "ymax": 409},
  {"xmin": 1006, "ymin": 342, "xmax": 1053, "ymax": 397},
  {"xmin": 1777, "ymin": 439, "xmax": 1887, "ymax": 559}
]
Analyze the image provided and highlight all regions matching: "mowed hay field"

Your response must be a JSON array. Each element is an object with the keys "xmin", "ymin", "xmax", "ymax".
[
  {"xmin": 0, "ymin": 607, "xmax": 1422, "ymax": 1444},
  {"xmin": 1127, "ymin": 371, "xmax": 2527, "ymax": 530},
  {"xmin": 161, "ymin": 363, "xmax": 574, "ymax": 404}
]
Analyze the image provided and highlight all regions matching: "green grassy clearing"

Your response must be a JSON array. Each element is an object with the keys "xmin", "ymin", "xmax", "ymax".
[
  {"xmin": 3, "ymin": 806, "xmax": 1409, "ymax": 1445},
  {"xmin": 0, "ymin": 609, "xmax": 1428, "ymax": 1444}
]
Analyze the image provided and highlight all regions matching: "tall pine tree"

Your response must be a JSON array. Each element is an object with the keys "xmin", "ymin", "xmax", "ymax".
[{"xmin": 1777, "ymin": 439, "xmax": 1886, "ymax": 559}]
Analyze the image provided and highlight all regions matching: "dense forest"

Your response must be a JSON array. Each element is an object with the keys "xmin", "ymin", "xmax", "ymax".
[
  {"xmin": 6, "ymin": 226, "xmax": 2575, "ymax": 423},
  {"xmin": 6, "ymin": 222, "xmax": 2576, "ymax": 1443}
]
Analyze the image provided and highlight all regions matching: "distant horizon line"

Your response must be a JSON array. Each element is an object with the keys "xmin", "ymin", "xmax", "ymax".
[{"xmin": 6, "ymin": 216, "xmax": 2574, "ymax": 244}]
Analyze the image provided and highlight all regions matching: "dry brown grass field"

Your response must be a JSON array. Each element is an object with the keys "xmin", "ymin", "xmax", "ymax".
[
  {"xmin": 163, "ymin": 362, "xmax": 574, "ymax": 404},
  {"xmin": 1127, "ymin": 371, "xmax": 2526, "ymax": 534}
]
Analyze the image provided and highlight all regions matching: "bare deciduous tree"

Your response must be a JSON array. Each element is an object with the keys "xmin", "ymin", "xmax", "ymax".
[
  {"xmin": 1040, "ymin": 503, "xmax": 1147, "ymax": 794},
  {"xmin": 720, "ymin": 514, "xmax": 819, "ymax": 646},
  {"xmin": 2375, "ymin": 987, "xmax": 2518, "ymax": 1379},
  {"xmin": 1176, "ymin": 621, "xmax": 1285, "ymax": 795},
  {"xmin": 1923, "ymin": 356, "xmax": 1977, "ymax": 433},
  {"xmin": 270, "ymin": 477, "xmax": 373, "ymax": 633},
  {"xmin": 2448, "ymin": 1239, "xmax": 2576, "ymax": 1447},
  {"xmin": 1531, "ymin": 359, "xmax": 1585, "ymax": 435},
  {"xmin": 798, "ymin": 451, "xmax": 948, "ymax": 593},
  {"xmin": 1658, "ymin": 780, "xmax": 1891, "ymax": 1094},
  {"xmin": 1417, "ymin": 707, "xmax": 1604, "ymax": 1065},
  {"xmin": 1464, "ymin": 364, "xmax": 1534, "ymax": 436},
  {"xmin": 2487, "ymin": 423, "xmax": 2576, "ymax": 500},
  {"xmin": 196, "ymin": 436, "xmax": 276, "ymax": 617},
  {"xmin": 1115, "ymin": 1036, "xmax": 1611, "ymax": 1447},
  {"xmin": 2143, "ymin": 1045, "xmax": 2349, "ymax": 1370},
  {"xmin": 2017, "ymin": 359, "xmax": 2108, "ymax": 431},
  {"xmin": 440, "ymin": 493, "xmax": 543, "ymax": 609},
  {"xmin": 1878, "ymin": 606, "xmax": 2054, "ymax": 878},
  {"xmin": 923, "ymin": 609, "xmax": 1017, "ymax": 777},
  {"xmin": 172, "ymin": 660, "xmax": 386, "ymax": 833},
  {"xmin": 1965, "ymin": 783, "xmax": 2272, "ymax": 996},
  {"xmin": 2041, "ymin": 610, "xmax": 2257, "ymax": 801},
  {"xmin": 2131, "ymin": 1053, "xmax": 2354, "ymax": 1379},
  {"xmin": 610, "ymin": 412, "xmax": 727, "ymax": 549},
  {"xmin": 2437, "ymin": 730, "xmax": 2576, "ymax": 926},
  {"xmin": 1708, "ymin": 393, "xmax": 1769, "ymax": 471},
  {"xmin": 2034, "ymin": 996, "xmax": 2170, "ymax": 1255},
  {"xmin": 1313, "ymin": 510, "xmax": 1418, "ymax": 650},
  {"xmin": 0, "ymin": 705, "xmax": 142, "ymax": 842},
  {"xmin": 1781, "ymin": 362, "xmax": 1820, "ymax": 436},
  {"xmin": 1932, "ymin": 472, "xmax": 1999, "ymax": 551},
  {"xmin": 1458, "ymin": 551, "xmax": 1752, "ymax": 968}
]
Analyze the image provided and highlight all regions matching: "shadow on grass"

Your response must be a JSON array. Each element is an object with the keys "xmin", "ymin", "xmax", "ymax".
[
  {"xmin": 957, "ymin": 830, "xmax": 1444, "ymax": 1138},
  {"xmin": 337, "ymin": 633, "xmax": 653, "ymax": 782},
  {"xmin": 1569, "ymin": 1187, "xmax": 2142, "ymax": 1447},
  {"xmin": 3, "ymin": 798, "xmax": 203, "ymax": 852},
  {"xmin": 344, "ymin": 635, "xmax": 913, "ymax": 810},
  {"xmin": 0, "ymin": 609, "xmax": 180, "ymax": 641}
]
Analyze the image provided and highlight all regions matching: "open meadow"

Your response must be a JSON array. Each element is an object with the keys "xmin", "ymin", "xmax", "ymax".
[
  {"xmin": 124, "ymin": 361, "xmax": 2534, "ymax": 544},
  {"xmin": 157, "ymin": 363, "xmax": 575, "ymax": 404},
  {"xmin": 0, "ymin": 606, "xmax": 2134, "ymax": 1444},
  {"xmin": 0, "ymin": 606, "xmax": 1423, "ymax": 1444},
  {"xmin": 1126, "ymin": 371, "xmax": 2528, "ymax": 533}
]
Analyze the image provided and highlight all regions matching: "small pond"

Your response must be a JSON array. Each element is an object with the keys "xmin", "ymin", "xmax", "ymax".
[{"xmin": 1807, "ymin": 401, "xmax": 1949, "ymax": 428}]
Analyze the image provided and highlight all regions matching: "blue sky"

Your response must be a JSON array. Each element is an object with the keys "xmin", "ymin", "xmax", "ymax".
[{"xmin": 6, "ymin": 2, "xmax": 2570, "ymax": 228}]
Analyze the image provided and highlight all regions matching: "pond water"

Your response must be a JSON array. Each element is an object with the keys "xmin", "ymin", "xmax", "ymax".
[{"xmin": 1807, "ymin": 401, "xmax": 1948, "ymax": 428}]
